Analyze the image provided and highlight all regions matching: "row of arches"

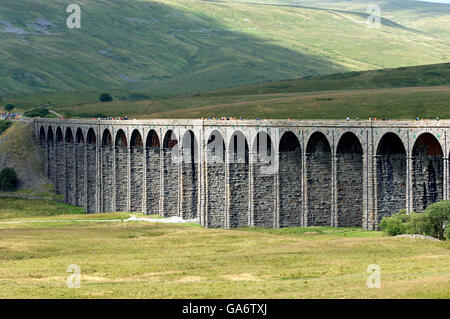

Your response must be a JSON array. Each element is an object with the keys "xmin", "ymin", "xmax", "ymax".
[{"xmin": 39, "ymin": 124, "xmax": 447, "ymax": 228}]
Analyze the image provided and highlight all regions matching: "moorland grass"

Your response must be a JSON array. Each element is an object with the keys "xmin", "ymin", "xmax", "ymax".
[{"xmin": 0, "ymin": 198, "xmax": 448, "ymax": 298}]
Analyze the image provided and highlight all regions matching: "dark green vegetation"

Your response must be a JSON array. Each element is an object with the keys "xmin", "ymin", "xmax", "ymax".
[
  {"xmin": 380, "ymin": 200, "xmax": 450, "ymax": 240},
  {"xmin": 23, "ymin": 108, "xmax": 52, "ymax": 118},
  {"xmin": 99, "ymin": 93, "xmax": 113, "ymax": 102},
  {"xmin": 0, "ymin": 197, "xmax": 84, "ymax": 219},
  {"xmin": 0, "ymin": 0, "xmax": 449, "ymax": 96},
  {"xmin": 0, "ymin": 121, "xmax": 12, "ymax": 134},
  {"xmin": 0, "ymin": 168, "xmax": 17, "ymax": 191},
  {"xmin": 4, "ymin": 104, "xmax": 14, "ymax": 112}
]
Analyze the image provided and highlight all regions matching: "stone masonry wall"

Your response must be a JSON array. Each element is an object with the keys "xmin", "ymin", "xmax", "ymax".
[
  {"xmin": 115, "ymin": 146, "xmax": 128, "ymax": 212},
  {"xmin": 306, "ymin": 153, "xmax": 332, "ymax": 226},
  {"xmin": 55, "ymin": 142, "xmax": 65, "ymax": 195},
  {"xmin": 279, "ymin": 150, "xmax": 302, "ymax": 227},
  {"xmin": 229, "ymin": 160, "xmax": 249, "ymax": 228},
  {"xmin": 336, "ymin": 153, "xmax": 363, "ymax": 227},
  {"xmin": 181, "ymin": 162, "xmax": 198, "ymax": 219},
  {"xmin": 146, "ymin": 148, "xmax": 160, "ymax": 215},
  {"xmin": 253, "ymin": 158, "xmax": 275, "ymax": 228},
  {"xmin": 207, "ymin": 162, "xmax": 226, "ymax": 228},
  {"xmin": 163, "ymin": 149, "xmax": 179, "ymax": 217},
  {"xmin": 86, "ymin": 145, "xmax": 97, "ymax": 213},
  {"xmin": 412, "ymin": 155, "xmax": 443, "ymax": 212},
  {"xmin": 376, "ymin": 154, "xmax": 406, "ymax": 222},
  {"xmin": 130, "ymin": 147, "xmax": 143, "ymax": 212},
  {"xmin": 65, "ymin": 143, "xmax": 76, "ymax": 206},
  {"xmin": 101, "ymin": 146, "xmax": 114, "ymax": 212},
  {"xmin": 75, "ymin": 143, "xmax": 85, "ymax": 207}
]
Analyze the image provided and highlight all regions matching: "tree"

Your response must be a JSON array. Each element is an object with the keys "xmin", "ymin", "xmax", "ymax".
[
  {"xmin": 0, "ymin": 167, "xmax": 17, "ymax": 191},
  {"xmin": 424, "ymin": 200, "xmax": 450, "ymax": 240},
  {"xmin": 99, "ymin": 93, "xmax": 113, "ymax": 102},
  {"xmin": 5, "ymin": 104, "xmax": 14, "ymax": 112}
]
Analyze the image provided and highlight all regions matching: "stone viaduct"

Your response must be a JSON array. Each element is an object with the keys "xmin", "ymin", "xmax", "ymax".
[{"xmin": 34, "ymin": 118, "xmax": 450, "ymax": 230}]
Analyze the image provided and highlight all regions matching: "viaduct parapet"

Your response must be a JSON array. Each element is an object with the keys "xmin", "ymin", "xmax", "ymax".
[{"xmin": 34, "ymin": 118, "xmax": 450, "ymax": 230}]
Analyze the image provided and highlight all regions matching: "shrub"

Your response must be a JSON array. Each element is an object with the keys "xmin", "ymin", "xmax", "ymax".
[
  {"xmin": 99, "ymin": 93, "xmax": 113, "ymax": 102},
  {"xmin": 379, "ymin": 209, "xmax": 411, "ymax": 236},
  {"xmin": 0, "ymin": 167, "xmax": 18, "ymax": 191},
  {"xmin": 0, "ymin": 120, "xmax": 12, "ymax": 134},
  {"xmin": 5, "ymin": 104, "xmax": 14, "ymax": 112},
  {"xmin": 424, "ymin": 200, "xmax": 450, "ymax": 240},
  {"xmin": 379, "ymin": 200, "xmax": 450, "ymax": 240}
]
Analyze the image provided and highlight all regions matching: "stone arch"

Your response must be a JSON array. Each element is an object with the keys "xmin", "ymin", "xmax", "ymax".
[
  {"xmin": 336, "ymin": 132, "xmax": 363, "ymax": 227},
  {"xmin": 75, "ymin": 128, "xmax": 84, "ymax": 144},
  {"xmin": 56, "ymin": 127, "xmax": 63, "ymax": 143},
  {"xmin": 74, "ymin": 128, "xmax": 85, "ymax": 207},
  {"xmin": 115, "ymin": 129, "xmax": 128, "ymax": 212},
  {"xmin": 252, "ymin": 131, "xmax": 275, "ymax": 228},
  {"xmin": 86, "ymin": 128, "xmax": 97, "ymax": 213},
  {"xmin": 279, "ymin": 131, "xmax": 302, "ymax": 227},
  {"xmin": 162, "ymin": 130, "xmax": 179, "ymax": 217},
  {"xmin": 130, "ymin": 130, "xmax": 144, "ymax": 213},
  {"xmin": 54, "ymin": 127, "xmax": 64, "ymax": 195},
  {"xmin": 101, "ymin": 129, "xmax": 113, "ymax": 212},
  {"xmin": 376, "ymin": 133, "xmax": 406, "ymax": 224},
  {"xmin": 115, "ymin": 129, "xmax": 127, "ymax": 147},
  {"xmin": 39, "ymin": 126, "xmax": 46, "ymax": 141},
  {"xmin": 145, "ymin": 129, "xmax": 161, "ymax": 215},
  {"xmin": 228, "ymin": 131, "xmax": 249, "ymax": 228},
  {"xmin": 146, "ymin": 130, "xmax": 160, "ymax": 148},
  {"xmin": 306, "ymin": 131, "xmax": 332, "ymax": 226},
  {"xmin": 64, "ymin": 127, "xmax": 75, "ymax": 205},
  {"xmin": 412, "ymin": 133, "xmax": 444, "ymax": 212},
  {"xmin": 47, "ymin": 126, "xmax": 54, "ymax": 143},
  {"xmin": 181, "ymin": 130, "xmax": 199, "ymax": 219},
  {"xmin": 207, "ymin": 130, "xmax": 226, "ymax": 228},
  {"xmin": 65, "ymin": 128, "xmax": 74, "ymax": 143},
  {"xmin": 102, "ymin": 129, "xmax": 112, "ymax": 146}
]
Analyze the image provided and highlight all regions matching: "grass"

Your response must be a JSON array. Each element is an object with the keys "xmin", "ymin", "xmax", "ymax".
[
  {"xmin": 0, "ymin": 0, "xmax": 449, "ymax": 96},
  {"xmin": 0, "ymin": 197, "xmax": 448, "ymax": 298}
]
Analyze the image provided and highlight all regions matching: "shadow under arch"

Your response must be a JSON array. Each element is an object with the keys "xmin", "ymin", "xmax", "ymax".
[
  {"xmin": 181, "ymin": 130, "xmax": 199, "ymax": 219},
  {"xmin": 228, "ymin": 130, "xmax": 250, "ymax": 228},
  {"xmin": 252, "ymin": 131, "xmax": 275, "ymax": 228},
  {"xmin": 412, "ymin": 133, "xmax": 443, "ymax": 212},
  {"xmin": 65, "ymin": 128, "xmax": 74, "ymax": 143},
  {"xmin": 206, "ymin": 130, "xmax": 226, "ymax": 228},
  {"xmin": 145, "ymin": 129, "xmax": 161, "ymax": 215},
  {"xmin": 376, "ymin": 132, "xmax": 406, "ymax": 224},
  {"xmin": 39, "ymin": 126, "xmax": 46, "ymax": 141},
  {"xmin": 279, "ymin": 131, "xmax": 302, "ymax": 227},
  {"xmin": 336, "ymin": 132, "xmax": 363, "ymax": 227},
  {"xmin": 306, "ymin": 131, "xmax": 331, "ymax": 226}
]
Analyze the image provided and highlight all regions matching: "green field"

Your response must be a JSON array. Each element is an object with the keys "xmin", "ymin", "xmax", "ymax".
[
  {"xmin": 0, "ymin": 0, "xmax": 449, "ymax": 96},
  {"xmin": 0, "ymin": 197, "xmax": 449, "ymax": 298},
  {"xmin": 2, "ymin": 63, "xmax": 450, "ymax": 119}
]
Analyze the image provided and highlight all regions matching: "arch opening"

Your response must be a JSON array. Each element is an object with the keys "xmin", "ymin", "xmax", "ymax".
[
  {"xmin": 75, "ymin": 128, "xmax": 85, "ymax": 207},
  {"xmin": 130, "ymin": 130, "xmax": 144, "ymax": 213},
  {"xmin": 228, "ymin": 131, "xmax": 250, "ymax": 227},
  {"xmin": 252, "ymin": 131, "xmax": 275, "ymax": 228},
  {"xmin": 376, "ymin": 133, "xmax": 406, "ymax": 224},
  {"xmin": 86, "ymin": 128, "xmax": 97, "ymax": 213},
  {"xmin": 207, "ymin": 130, "xmax": 226, "ymax": 227},
  {"xmin": 306, "ymin": 132, "xmax": 332, "ymax": 226},
  {"xmin": 65, "ymin": 128, "xmax": 74, "ymax": 143},
  {"xmin": 115, "ymin": 129, "xmax": 128, "ymax": 212},
  {"xmin": 279, "ymin": 131, "xmax": 302, "ymax": 227},
  {"xmin": 145, "ymin": 130, "xmax": 161, "ymax": 215},
  {"xmin": 181, "ymin": 130, "xmax": 199, "ymax": 219},
  {"xmin": 162, "ymin": 130, "xmax": 179, "ymax": 217},
  {"xmin": 336, "ymin": 132, "xmax": 363, "ymax": 227},
  {"xmin": 412, "ymin": 133, "xmax": 443, "ymax": 212},
  {"xmin": 56, "ymin": 127, "xmax": 63, "ymax": 143},
  {"xmin": 102, "ymin": 129, "xmax": 112, "ymax": 146},
  {"xmin": 39, "ymin": 126, "xmax": 46, "ymax": 141},
  {"xmin": 101, "ymin": 129, "xmax": 113, "ymax": 212},
  {"xmin": 115, "ymin": 129, "xmax": 127, "ymax": 147}
]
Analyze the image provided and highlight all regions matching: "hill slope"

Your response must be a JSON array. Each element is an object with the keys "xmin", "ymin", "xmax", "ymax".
[{"xmin": 0, "ymin": 0, "xmax": 449, "ymax": 95}]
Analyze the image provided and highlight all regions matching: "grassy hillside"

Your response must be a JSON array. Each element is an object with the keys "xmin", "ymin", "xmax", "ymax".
[
  {"xmin": 11, "ymin": 63, "xmax": 444, "ymax": 120},
  {"xmin": 0, "ymin": 209, "xmax": 448, "ymax": 298},
  {"xmin": 0, "ymin": 0, "xmax": 449, "ymax": 96}
]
